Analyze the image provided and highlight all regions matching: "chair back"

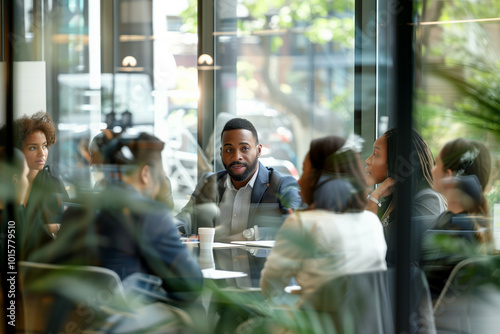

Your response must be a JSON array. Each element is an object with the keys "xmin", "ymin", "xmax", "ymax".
[
  {"xmin": 18, "ymin": 261, "xmax": 130, "ymax": 333},
  {"xmin": 301, "ymin": 270, "xmax": 395, "ymax": 334},
  {"xmin": 433, "ymin": 256, "xmax": 500, "ymax": 334},
  {"xmin": 302, "ymin": 267, "xmax": 437, "ymax": 334}
]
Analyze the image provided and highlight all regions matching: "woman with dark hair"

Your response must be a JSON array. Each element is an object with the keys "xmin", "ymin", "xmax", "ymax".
[
  {"xmin": 365, "ymin": 128, "xmax": 446, "ymax": 223},
  {"xmin": 432, "ymin": 138, "xmax": 491, "ymax": 217},
  {"xmin": 260, "ymin": 135, "xmax": 387, "ymax": 305},
  {"xmin": 423, "ymin": 138, "xmax": 493, "ymax": 299},
  {"xmin": 364, "ymin": 128, "xmax": 446, "ymax": 264},
  {"xmin": 8, "ymin": 112, "xmax": 68, "ymax": 238}
]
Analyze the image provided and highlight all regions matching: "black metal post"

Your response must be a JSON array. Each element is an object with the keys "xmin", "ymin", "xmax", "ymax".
[
  {"xmin": 354, "ymin": 0, "xmax": 377, "ymax": 157},
  {"xmin": 394, "ymin": 0, "xmax": 415, "ymax": 333},
  {"xmin": 2, "ymin": 2, "xmax": 17, "ymax": 333},
  {"xmin": 197, "ymin": 0, "xmax": 215, "ymax": 173}
]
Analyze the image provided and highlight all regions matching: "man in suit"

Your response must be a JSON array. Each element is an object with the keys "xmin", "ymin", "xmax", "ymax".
[{"xmin": 176, "ymin": 118, "xmax": 302, "ymax": 242}]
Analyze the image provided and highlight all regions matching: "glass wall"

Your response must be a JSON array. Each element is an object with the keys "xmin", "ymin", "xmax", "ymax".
[
  {"xmin": 2, "ymin": 0, "xmax": 364, "ymax": 206},
  {"xmin": 210, "ymin": 0, "xmax": 356, "ymax": 173},
  {"xmin": 1, "ymin": 0, "xmax": 500, "ymax": 333},
  {"xmin": 416, "ymin": 0, "xmax": 500, "ymax": 243},
  {"xmin": 6, "ymin": 0, "xmax": 202, "ymax": 209}
]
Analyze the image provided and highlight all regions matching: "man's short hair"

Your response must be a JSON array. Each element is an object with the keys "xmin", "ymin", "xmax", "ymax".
[
  {"xmin": 221, "ymin": 118, "xmax": 259, "ymax": 144},
  {"xmin": 100, "ymin": 132, "xmax": 164, "ymax": 177}
]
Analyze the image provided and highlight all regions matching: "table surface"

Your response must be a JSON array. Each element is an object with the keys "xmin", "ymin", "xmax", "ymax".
[{"xmin": 187, "ymin": 242, "xmax": 273, "ymax": 288}]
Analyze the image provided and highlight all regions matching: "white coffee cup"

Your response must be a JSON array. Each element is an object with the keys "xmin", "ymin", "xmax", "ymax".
[{"xmin": 198, "ymin": 227, "xmax": 215, "ymax": 249}]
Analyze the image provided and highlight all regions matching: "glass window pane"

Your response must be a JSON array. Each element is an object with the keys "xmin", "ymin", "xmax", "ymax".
[
  {"xmin": 212, "ymin": 0, "xmax": 355, "ymax": 174},
  {"xmin": 417, "ymin": 0, "xmax": 500, "ymax": 243}
]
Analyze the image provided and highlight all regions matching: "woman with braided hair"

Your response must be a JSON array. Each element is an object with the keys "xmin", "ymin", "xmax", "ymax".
[{"xmin": 364, "ymin": 128, "xmax": 446, "ymax": 265}]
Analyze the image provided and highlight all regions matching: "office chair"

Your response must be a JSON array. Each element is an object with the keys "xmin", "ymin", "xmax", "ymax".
[
  {"xmin": 18, "ymin": 261, "xmax": 193, "ymax": 333},
  {"xmin": 433, "ymin": 256, "xmax": 500, "ymax": 334}
]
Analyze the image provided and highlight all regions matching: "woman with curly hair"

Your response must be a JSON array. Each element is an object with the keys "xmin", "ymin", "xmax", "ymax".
[{"xmin": 7, "ymin": 112, "xmax": 68, "ymax": 239}]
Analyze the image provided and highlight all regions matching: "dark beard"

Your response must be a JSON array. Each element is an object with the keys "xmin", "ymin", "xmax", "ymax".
[{"xmin": 224, "ymin": 156, "xmax": 259, "ymax": 182}]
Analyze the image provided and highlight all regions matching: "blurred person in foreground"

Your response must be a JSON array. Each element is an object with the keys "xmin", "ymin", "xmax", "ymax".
[
  {"xmin": 88, "ymin": 129, "xmax": 174, "ymax": 210},
  {"xmin": 44, "ymin": 132, "xmax": 203, "ymax": 304},
  {"xmin": 0, "ymin": 112, "xmax": 68, "ymax": 238},
  {"xmin": 176, "ymin": 118, "xmax": 302, "ymax": 242},
  {"xmin": 0, "ymin": 148, "xmax": 45, "ymax": 262},
  {"xmin": 422, "ymin": 138, "xmax": 493, "ymax": 300},
  {"xmin": 364, "ymin": 128, "xmax": 446, "ymax": 265},
  {"xmin": 0, "ymin": 148, "xmax": 30, "ymax": 220},
  {"xmin": 260, "ymin": 135, "xmax": 387, "ymax": 305},
  {"xmin": 0, "ymin": 148, "xmax": 28, "ymax": 328}
]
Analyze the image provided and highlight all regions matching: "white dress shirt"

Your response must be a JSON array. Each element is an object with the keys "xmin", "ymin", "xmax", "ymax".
[{"xmin": 219, "ymin": 164, "xmax": 260, "ymax": 235}]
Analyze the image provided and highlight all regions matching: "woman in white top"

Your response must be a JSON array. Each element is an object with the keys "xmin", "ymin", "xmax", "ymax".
[{"xmin": 260, "ymin": 135, "xmax": 387, "ymax": 305}]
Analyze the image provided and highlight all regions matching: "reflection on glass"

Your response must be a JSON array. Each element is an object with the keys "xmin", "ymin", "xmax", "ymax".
[
  {"xmin": 212, "ymin": 0, "xmax": 355, "ymax": 176},
  {"xmin": 2, "ymin": 0, "xmax": 500, "ymax": 332}
]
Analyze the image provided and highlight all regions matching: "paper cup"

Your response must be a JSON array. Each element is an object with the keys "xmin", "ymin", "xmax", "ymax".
[{"xmin": 198, "ymin": 227, "xmax": 215, "ymax": 249}]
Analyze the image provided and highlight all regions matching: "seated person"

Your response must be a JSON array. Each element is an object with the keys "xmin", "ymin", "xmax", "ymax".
[
  {"xmin": 44, "ymin": 132, "xmax": 203, "ymax": 304},
  {"xmin": 0, "ymin": 148, "xmax": 30, "ymax": 215},
  {"xmin": 260, "ymin": 135, "xmax": 387, "ymax": 305},
  {"xmin": 365, "ymin": 128, "xmax": 446, "ymax": 265},
  {"xmin": 422, "ymin": 138, "xmax": 493, "ymax": 300},
  {"xmin": 0, "ymin": 147, "xmax": 54, "ymax": 262},
  {"xmin": 0, "ymin": 112, "xmax": 69, "ymax": 238},
  {"xmin": 176, "ymin": 118, "xmax": 302, "ymax": 242}
]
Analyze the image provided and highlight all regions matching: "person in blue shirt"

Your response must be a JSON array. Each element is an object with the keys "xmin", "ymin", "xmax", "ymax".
[
  {"xmin": 46, "ymin": 132, "xmax": 204, "ymax": 304},
  {"xmin": 95, "ymin": 132, "xmax": 204, "ymax": 303}
]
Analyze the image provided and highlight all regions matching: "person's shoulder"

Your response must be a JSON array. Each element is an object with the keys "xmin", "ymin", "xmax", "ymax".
[
  {"xmin": 261, "ymin": 164, "xmax": 301, "ymax": 208},
  {"xmin": 192, "ymin": 171, "xmax": 225, "ymax": 201},
  {"xmin": 33, "ymin": 165, "xmax": 55, "ymax": 183},
  {"xmin": 263, "ymin": 165, "xmax": 297, "ymax": 185},
  {"xmin": 355, "ymin": 210, "xmax": 379, "ymax": 220},
  {"xmin": 356, "ymin": 210, "xmax": 385, "ymax": 226},
  {"xmin": 141, "ymin": 200, "xmax": 178, "ymax": 234},
  {"xmin": 136, "ymin": 192, "xmax": 172, "ymax": 215},
  {"xmin": 415, "ymin": 187, "xmax": 440, "ymax": 200},
  {"xmin": 103, "ymin": 183, "xmax": 170, "ymax": 212},
  {"xmin": 294, "ymin": 210, "xmax": 338, "ymax": 227},
  {"xmin": 197, "ymin": 170, "xmax": 226, "ymax": 185},
  {"xmin": 31, "ymin": 165, "xmax": 68, "ymax": 199},
  {"xmin": 414, "ymin": 187, "xmax": 446, "ymax": 214},
  {"xmin": 37, "ymin": 165, "xmax": 65, "ymax": 186}
]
